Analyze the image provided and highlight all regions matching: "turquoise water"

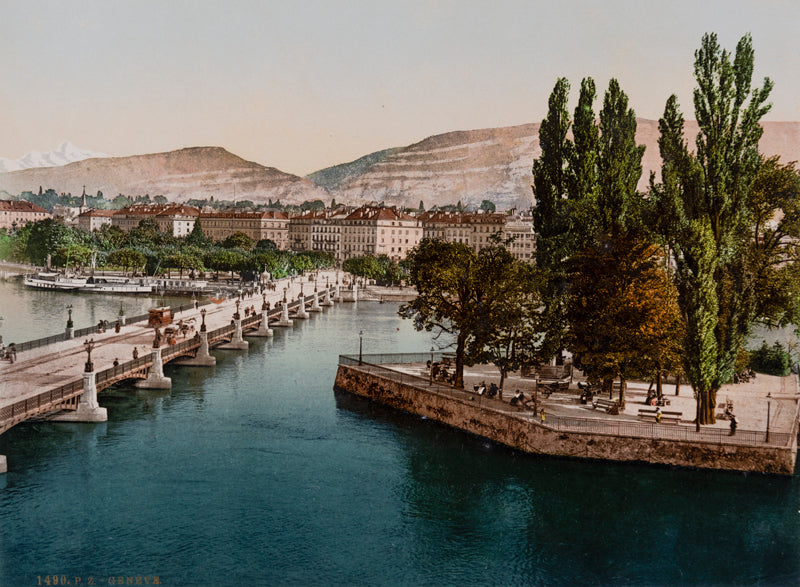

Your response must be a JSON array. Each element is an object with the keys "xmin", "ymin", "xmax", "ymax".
[{"xmin": 0, "ymin": 285, "xmax": 799, "ymax": 586}]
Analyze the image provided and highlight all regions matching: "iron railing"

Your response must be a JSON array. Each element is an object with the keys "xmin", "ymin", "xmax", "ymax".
[
  {"xmin": 10, "ymin": 300, "xmax": 214, "ymax": 353},
  {"xmin": 338, "ymin": 356, "xmax": 795, "ymax": 449}
]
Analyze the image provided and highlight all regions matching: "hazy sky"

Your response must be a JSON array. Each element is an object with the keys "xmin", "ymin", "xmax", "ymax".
[{"xmin": 2, "ymin": 0, "xmax": 798, "ymax": 176}]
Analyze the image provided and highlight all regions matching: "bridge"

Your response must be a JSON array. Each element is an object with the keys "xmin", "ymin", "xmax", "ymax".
[{"xmin": 0, "ymin": 272, "xmax": 356, "ymax": 472}]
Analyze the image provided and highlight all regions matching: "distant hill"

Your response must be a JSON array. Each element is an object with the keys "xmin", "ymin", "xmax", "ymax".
[
  {"xmin": 307, "ymin": 147, "xmax": 402, "ymax": 190},
  {"xmin": 0, "ymin": 141, "xmax": 108, "ymax": 173},
  {"xmin": 307, "ymin": 120, "xmax": 800, "ymax": 210},
  {"xmin": 3, "ymin": 121, "xmax": 798, "ymax": 211},
  {"xmin": 0, "ymin": 146, "xmax": 330, "ymax": 205}
]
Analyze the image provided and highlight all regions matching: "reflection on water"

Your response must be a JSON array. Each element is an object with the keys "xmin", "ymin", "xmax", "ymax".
[
  {"xmin": 0, "ymin": 285, "xmax": 798, "ymax": 585},
  {"xmin": 0, "ymin": 279, "xmax": 186, "ymax": 344}
]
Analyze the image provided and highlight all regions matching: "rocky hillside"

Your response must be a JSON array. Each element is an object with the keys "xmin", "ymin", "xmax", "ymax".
[
  {"xmin": 0, "ymin": 147, "xmax": 330, "ymax": 206},
  {"xmin": 312, "ymin": 120, "xmax": 800, "ymax": 210}
]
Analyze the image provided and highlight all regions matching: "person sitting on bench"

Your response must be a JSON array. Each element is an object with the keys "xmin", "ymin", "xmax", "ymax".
[{"xmin": 509, "ymin": 389, "xmax": 526, "ymax": 406}]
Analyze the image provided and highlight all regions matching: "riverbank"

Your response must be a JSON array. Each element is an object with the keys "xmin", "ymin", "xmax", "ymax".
[{"xmin": 334, "ymin": 356, "xmax": 799, "ymax": 475}]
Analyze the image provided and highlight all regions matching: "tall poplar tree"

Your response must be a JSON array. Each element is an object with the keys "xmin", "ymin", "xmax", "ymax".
[{"xmin": 651, "ymin": 33, "xmax": 773, "ymax": 426}]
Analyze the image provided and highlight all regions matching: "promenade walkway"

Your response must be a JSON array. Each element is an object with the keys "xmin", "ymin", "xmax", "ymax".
[
  {"xmin": 0, "ymin": 270, "xmax": 341, "ymax": 410},
  {"xmin": 344, "ymin": 353, "xmax": 800, "ymax": 449}
]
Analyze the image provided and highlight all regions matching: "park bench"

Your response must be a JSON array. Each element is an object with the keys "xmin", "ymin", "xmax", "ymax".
[
  {"xmin": 592, "ymin": 397, "xmax": 620, "ymax": 414},
  {"xmin": 638, "ymin": 409, "xmax": 682, "ymax": 424}
]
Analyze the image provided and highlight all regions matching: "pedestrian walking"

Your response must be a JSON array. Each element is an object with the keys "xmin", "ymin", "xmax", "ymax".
[{"xmin": 730, "ymin": 415, "xmax": 737, "ymax": 436}]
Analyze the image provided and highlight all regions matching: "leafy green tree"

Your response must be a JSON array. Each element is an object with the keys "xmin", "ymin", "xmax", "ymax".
[
  {"xmin": 468, "ymin": 245, "xmax": 543, "ymax": 396},
  {"xmin": 650, "ymin": 33, "xmax": 773, "ymax": 426},
  {"xmin": 107, "ymin": 248, "xmax": 147, "ymax": 275},
  {"xmin": 567, "ymin": 238, "xmax": 684, "ymax": 405},
  {"xmin": 0, "ymin": 230, "xmax": 14, "ymax": 260},
  {"xmin": 289, "ymin": 254, "xmax": 313, "ymax": 275},
  {"xmin": 24, "ymin": 218, "xmax": 86, "ymax": 265},
  {"xmin": 129, "ymin": 218, "xmax": 163, "ymax": 248},
  {"xmin": 479, "ymin": 200, "xmax": 496, "ymax": 213},
  {"xmin": 222, "ymin": 232, "xmax": 254, "ymax": 250},
  {"xmin": 343, "ymin": 255, "xmax": 382, "ymax": 280},
  {"xmin": 204, "ymin": 248, "xmax": 243, "ymax": 279},
  {"xmin": 300, "ymin": 199, "xmax": 325, "ymax": 211},
  {"xmin": 94, "ymin": 224, "xmax": 129, "ymax": 250},
  {"xmin": 255, "ymin": 238, "xmax": 277, "ymax": 251},
  {"xmin": 164, "ymin": 251, "xmax": 203, "ymax": 277},
  {"xmin": 749, "ymin": 341, "xmax": 792, "ymax": 376},
  {"xmin": 400, "ymin": 240, "xmax": 486, "ymax": 388},
  {"xmin": 52, "ymin": 244, "xmax": 93, "ymax": 269},
  {"xmin": 746, "ymin": 157, "xmax": 800, "ymax": 326},
  {"xmin": 186, "ymin": 219, "xmax": 211, "ymax": 247}
]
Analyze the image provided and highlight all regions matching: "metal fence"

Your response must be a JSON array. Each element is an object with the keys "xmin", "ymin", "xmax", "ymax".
[
  {"xmin": 338, "ymin": 356, "xmax": 794, "ymax": 449},
  {"xmin": 11, "ymin": 300, "xmax": 213, "ymax": 353},
  {"xmin": 0, "ymin": 379, "xmax": 84, "ymax": 434}
]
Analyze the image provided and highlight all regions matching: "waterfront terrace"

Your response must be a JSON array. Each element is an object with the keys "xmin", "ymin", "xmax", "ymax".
[{"xmin": 335, "ymin": 353, "xmax": 800, "ymax": 475}]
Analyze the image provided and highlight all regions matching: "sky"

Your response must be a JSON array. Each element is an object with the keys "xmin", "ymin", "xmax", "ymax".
[{"xmin": 1, "ymin": 0, "xmax": 798, "ymax": 177}]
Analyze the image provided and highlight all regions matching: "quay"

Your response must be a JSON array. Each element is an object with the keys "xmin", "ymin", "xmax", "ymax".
[
  {"xmin": 0, "ymin": 270, "xmax": 354, "ymax": 473},
  {"xmin": 334, "ymin": 353, "xmax": 800, "ymax": 475}
]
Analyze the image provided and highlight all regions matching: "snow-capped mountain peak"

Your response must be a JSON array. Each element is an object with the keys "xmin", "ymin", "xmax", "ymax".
[{"xmin": 0, "ymin": 142, "xmax": 108, "ymax": 173}]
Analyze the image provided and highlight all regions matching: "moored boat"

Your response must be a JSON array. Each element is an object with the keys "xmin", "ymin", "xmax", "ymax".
[
  {"xmin": 79, "ymin": 276, "xmax": 155, "ymax": 294},
  {"xmin": 23, "ymin": 272, "xmax": 87, "ymax": 291}
]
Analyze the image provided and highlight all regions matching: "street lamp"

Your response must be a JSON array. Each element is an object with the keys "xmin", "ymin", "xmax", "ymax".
[
  {"xmin": 429, "ymin": 346, "xmax": 434, "ymax": 386},
  {"xmin": 83, "ymin": 338, "xmax": 95, "ymax": 373},
  {"xmin": 766, "ymin": 391, "xmax": 772, "ymax": 442},
  {"xmin": 200, "ymin": 308, "xmax": 207, "ymax": 332},
  {"xmin": 66, "ymin": 304, "xmax": 74, "ymax": 329},
  {"xmin": 234, "ymin": 299, "xmax": 241, "ymax": 321},
  {"xmin": 359, "ymin": 330, "xmax": 364, "ymax": 365}
]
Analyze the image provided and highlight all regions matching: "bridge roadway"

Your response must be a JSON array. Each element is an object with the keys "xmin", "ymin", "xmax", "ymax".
[{"xmin": 0, "ymin": 270, "xmax": 342, "ymax": 424}]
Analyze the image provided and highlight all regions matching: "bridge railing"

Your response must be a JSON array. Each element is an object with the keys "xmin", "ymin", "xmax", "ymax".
[
  {"xmin": 11, "ymin": 300, "xmax": 214, "ymax": 354},
  {"xmin": 338, "ymin": 356, "xmax": 793, "ymax": 449},
  {"xmin": 0, "ymin": 379, "xmax": 84, "ymax": 434}
]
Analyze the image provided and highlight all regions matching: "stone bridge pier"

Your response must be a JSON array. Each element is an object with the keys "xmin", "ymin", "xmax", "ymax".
[
  {"xmin": 136, "ymin": 348, "xmax": 172, "ymax": 389},
  {"xmin": 50, "ymin": 371, "xmax": 108, "ymax": 422}
]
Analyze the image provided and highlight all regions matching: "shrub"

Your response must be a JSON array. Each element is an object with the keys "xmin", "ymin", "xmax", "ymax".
[{"xmin": 749, "ymin": 341, "xmax": 791, "ymax": 376}]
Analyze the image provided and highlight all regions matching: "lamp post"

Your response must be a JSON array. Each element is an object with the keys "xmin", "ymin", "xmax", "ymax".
[
  {"xmin": 766, "ymin": 391, "xmax": 772, "ymax": 442},
  {"xmin": 429, "ymin": 346, "xmax": 434, "ymax": 386},
  {"xmin": 200, "ymin": 308, "xmax": 207, "ymax": 332},
  {"xmin": 234, "ymin": 299, "xmax": 241, "ymax": 321},
  {"xmin": 262, "ymin": 292, "xmax": 268, "ymax": 311},
  {"xmin": 83, "ymin": 338, "xmax": 95, "ymax": 373},
  {"xmin": 359, "ymin": 330, "xmax": 363, "ymax": 365},
  {"xmin": 66, "ymin": 304, "xmax": 74, "ymax": 329}
]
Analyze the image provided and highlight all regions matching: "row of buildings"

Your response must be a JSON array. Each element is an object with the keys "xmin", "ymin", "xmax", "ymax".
[{"xmin": 0, "ymin": 199, "xmax": 536, "ymax": 262}]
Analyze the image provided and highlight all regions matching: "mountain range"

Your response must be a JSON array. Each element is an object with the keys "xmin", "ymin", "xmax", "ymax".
[
  {"xmin": 1, "ymin": 121, "xmax": 799, "ymax": 209},
  {"xmin": 0, "ymin": 142, "xmax": 107, "ymax": 173}
]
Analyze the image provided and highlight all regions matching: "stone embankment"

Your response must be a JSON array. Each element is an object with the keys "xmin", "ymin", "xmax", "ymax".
[{"xmin": 334, "ymin": 361, "xmax": 799, "ymax": 476}]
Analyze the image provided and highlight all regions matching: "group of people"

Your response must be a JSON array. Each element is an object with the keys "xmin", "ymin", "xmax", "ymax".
[
  {"xmin": 428, "ymin": 359, "xmax": 457, "ymax": 385},
  {"xmin": 0, "ymin": 342, "xmax": 16, "ymax": 363},
  {"xmin": 473, "ymin": 381, "xmax": 500, "ymax": 398}
]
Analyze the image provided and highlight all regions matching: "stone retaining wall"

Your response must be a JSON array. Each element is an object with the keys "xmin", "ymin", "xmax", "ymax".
[{"xmin": 335, "ymin": 365, "xmax": 797, "ymax": 476}]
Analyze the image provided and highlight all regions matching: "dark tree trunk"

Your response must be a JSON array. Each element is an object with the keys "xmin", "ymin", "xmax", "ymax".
[
  {"xmin": 454, "ymin": 333, "xmax": 465, "ymax": 389},
  {"xmin": 618, "ymin": 376, "xmax": 626, "ymax": 409},
  {"xmin": 675, "ymin": 373, "xmax": 681, "ymax": 396},
  {"xmin": 604, "ymin": 378, "xmax": 613, "ymax": 398},
  {"xmin": 656, "ymin": 367, "xmax": 663, "ymax": 400}
]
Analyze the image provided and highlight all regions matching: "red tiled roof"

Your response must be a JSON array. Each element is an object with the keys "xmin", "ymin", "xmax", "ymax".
[
  {"xmin": 78, "ymin": 209, "xmax": 116, "ymax": 218},
  {"xmin": 0, "ymin": 200, "xmax": 49, "ymax": 214},
  {"xmin": 344, "ymin": 205, "xmax": 417, "ymax": 222},
  {"xmin": 117, "ymin": 204, "xmax": 199, "ymax": 216},
  {"xmin": 199, "ymin": 210, "xmax": 289, "ymax": 220}
]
